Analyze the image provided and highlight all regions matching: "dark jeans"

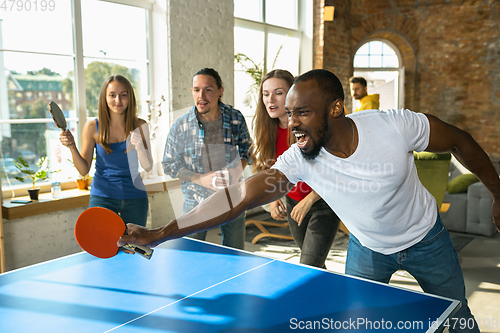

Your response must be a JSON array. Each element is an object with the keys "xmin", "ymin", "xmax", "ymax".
[
  {"xmin": 286, "ymin": 196, "xmax": 340, "ymax": 268},
  {"xmin": 88, "ymin": 195, "xmax": 149, "ymax": 227},
  {"xmin": 183, "ymin": 201, "xmax": 245, "ymax": 250}
]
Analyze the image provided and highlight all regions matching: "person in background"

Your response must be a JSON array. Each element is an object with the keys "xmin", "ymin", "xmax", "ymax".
[
  {"xmin": 349, "ymin": 76, "xmax": 379, "ymax": 112},
  {"xmin": 251, "ymin": 69, "xmax": 340, "ymax": 268},
  {"xmin": 162, "ymin": 68, "xmax": 251, "ymax": 250},
  {"xmin": 60, "ymin": 74, "xmax": 152, "ymax": 226}
]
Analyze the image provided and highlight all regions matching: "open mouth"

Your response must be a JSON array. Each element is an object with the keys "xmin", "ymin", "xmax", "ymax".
[
  {"xmin": 294, "ymin": 132, "xmax": 309, "ymax": 148},
  {"xmin": 198, "ymin": 101, "xmax": 208, "ymax": 108}
]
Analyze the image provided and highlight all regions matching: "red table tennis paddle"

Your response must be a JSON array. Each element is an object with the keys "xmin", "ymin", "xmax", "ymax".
[{"xmin": 75, "ymin": 207, "xmax": 153, "ymax": 260}]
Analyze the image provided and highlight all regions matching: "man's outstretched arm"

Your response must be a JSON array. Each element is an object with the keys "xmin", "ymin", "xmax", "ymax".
[
  {"xmin": 118, "ymin": 169, "xmax": 294, "ymax": 248},
  {"xmin": 425, "ymin": 114, "xmax": 500, "ymax": 230}
]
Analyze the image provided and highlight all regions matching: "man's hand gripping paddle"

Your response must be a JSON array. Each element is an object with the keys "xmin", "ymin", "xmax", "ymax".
[{"xmin": 75, "ymin": 207, "xmax": 153, "ymax": 260}]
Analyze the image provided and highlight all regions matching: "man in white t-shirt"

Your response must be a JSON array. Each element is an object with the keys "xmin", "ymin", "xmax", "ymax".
[{"xmin": 120, "ymin": 69, "xmax": 499, "ymax": 333}]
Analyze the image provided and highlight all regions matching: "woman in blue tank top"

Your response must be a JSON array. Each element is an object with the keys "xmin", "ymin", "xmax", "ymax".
[{"xmin": 59, "ymin": 75, "xmax": 152, "ymax": 226}]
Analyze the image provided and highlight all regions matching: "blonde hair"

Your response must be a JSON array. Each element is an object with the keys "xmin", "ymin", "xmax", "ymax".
[
  {"xmin": 250, "ymin": 69, "xmax": 295, "ymax": 173},
  {"xmin": 97, "ymin": 75, "xmax": 139, "ymax": 154}
]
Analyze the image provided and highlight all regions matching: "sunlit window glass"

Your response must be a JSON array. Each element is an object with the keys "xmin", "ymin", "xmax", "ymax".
[
  {"xmin": 353, "ymin": 41, "xmax": 402, "ymax": 112},
  {"xmin": 0, "ymin": 0, "xmax": 151, "ymax": 190},
  {"xmin": 234, "ymin": 27, "xmax": 265, "ymax": 122},
  {"xmin": 81, "ymin": 0, "xmax": 149, "ymax": 119},
  {"xmin": 0, "ymin": 2, "xmax": 74, "ymax": 188},
  {"xmin": 234, "ymin": 0, "xmax": 303, "ymax": 139},
  {"xmin": 234, "ymin": 0, "xmax": 262, "ymax": 22},
  {"xmin": 370, "ymin": 41, "xmax": 383, "ymax": 55},
  {"xmin": 267, "ymin": 33, "xmax": 299, "ymax": 76},
  {"xmin": 234, "ymin": 27, "xmax": 265, "ymax": 71},
  {"xmin": 0, "ymin": 2, "xmax": 73, "ymax": 54},
  {"xmin": 356, "ymin": 43, "xmax": 370, "ymax": 55},
  {"xmin": 354, "ymin": 55, "xmax": 369, "ymax": 68},
  {"xmin": 383, "ymin": 55, "xmax": 399, "ymax": 67},
  {"xmin": 265, "ymin": 0, "xmax": 297, "ymax": 29},
  {"xmin": 0, "ymin": 53, "xmax": 75, "ymax": 188},
  {"xmin": 81, "ymin": 1, "xmax": 147, "ymax": 60},
  {"xmin": 353, "ymin": 41, "xmax": 399, "ymax": 68},
  {"xmin": 370, "ymin": 55, "xmax": 382, "ymax": 68}
]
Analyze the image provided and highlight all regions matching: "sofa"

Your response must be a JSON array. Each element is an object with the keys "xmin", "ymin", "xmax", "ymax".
[
  {"xmin": 440, "ymin": 159, "xmax": 497, "ymax": 237},
  {"xmin": 413, "ymin": 152, "xmax": 452, "ymax": 211}
]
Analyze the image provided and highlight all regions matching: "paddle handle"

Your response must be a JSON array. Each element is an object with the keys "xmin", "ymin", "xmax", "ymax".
[
  {"xmin": 121, "ymin": 243, "xmax": 154, "ymax": 260},
  {"xmin": 138, "ymin": 125, "xmax": 148, "ymax": 150}
]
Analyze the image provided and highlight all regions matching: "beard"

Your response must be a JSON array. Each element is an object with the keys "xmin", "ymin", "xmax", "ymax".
[
  {"xmin": 301, "ymin": 143, "xmax": 323, "ymax": 160},
  {"xmin": 299, "ymin": 114, "xmax": 329, "ymax": 161},
  {"xmin": 196, "ymin": 106, "xmax": 211, "ymax": 115}
]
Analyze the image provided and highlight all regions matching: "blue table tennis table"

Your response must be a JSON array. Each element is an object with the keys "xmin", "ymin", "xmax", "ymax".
[{"xmin": 0, "ymin": 237, "xmax": 459, "ymax": 332}]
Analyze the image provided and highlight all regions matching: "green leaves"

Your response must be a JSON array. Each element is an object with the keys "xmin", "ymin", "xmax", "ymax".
[
  {"xmin": 234, "ymin": 33, "xmax": 290, "ymax": 108},
  {"xmin": 234, "ymin": 53, "xmax": 265, "ymax": 108},
  {"xmin": 13, "ymin": 156, "xmax": 49, "ymax": 189},
  {"xmin": 234, "ymin": 53, "xmax": 265, "ymax": 84},
  {"xmin": 13, "ymin": 157, "xmax": 29, "ymax": 169},
  {"xmin": 36, "ymin": 156, "xmax": 47, "ymax": 168}
]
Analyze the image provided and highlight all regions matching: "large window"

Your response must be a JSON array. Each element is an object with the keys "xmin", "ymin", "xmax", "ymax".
[
  {"xmin": 234, "ymin": 0, "xmax": 311, "ymax": 134},
  {"xmin": 0, "ymin": 0, "xmax": 152, "ymax": 191},
  {"xmin": 353, "ymin": 40, "xmax": 404, "ymax": 112}
]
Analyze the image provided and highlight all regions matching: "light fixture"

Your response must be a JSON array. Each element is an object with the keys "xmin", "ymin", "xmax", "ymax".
[{"xmin": 324, "ymin": 6, "xmax": 335, "ymax": 22}]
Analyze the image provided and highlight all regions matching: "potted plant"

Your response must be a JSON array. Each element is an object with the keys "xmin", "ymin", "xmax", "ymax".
[
  {"xmin": 67, "ymin": 159, "xmax": 92, "ymax": 190},
  {"xmin": 13, "ymin": 156, "xmax": 49, "ymax": 200},
  {"xmin": 76, "ymin": 174, "xmax": 91, "ymax": 190}
]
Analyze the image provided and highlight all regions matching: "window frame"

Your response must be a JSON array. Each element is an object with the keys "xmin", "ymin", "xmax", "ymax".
[
  {"xmin": 353, "ymin": 39, "xmax": 404, "ymax": 110},
  {"xmin": 234, "ymin": 0, "xmax": 312, "ymax": 138},
  {"xmin": 0, "ymin": 0, "xmax": 155, "ymax": 196}
]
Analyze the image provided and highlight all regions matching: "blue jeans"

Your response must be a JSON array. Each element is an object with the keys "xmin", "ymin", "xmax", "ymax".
[
  {"xmin": 345, "ymin": 214, "xmax": 479, "ymax": 333},
  {"xmin": 89, "ymin": 195, "xmax": 149, "ymax": 227},
  {"xmin": 183, "ymin": 201, "xmax": 245, "ymax": 250}
]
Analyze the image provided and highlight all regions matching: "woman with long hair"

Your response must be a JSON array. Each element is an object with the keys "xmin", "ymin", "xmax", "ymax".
[
  {"xmin": 60, "ymin": 74, "xmax": 152, "ymax": 226},
  {"xmin": 250, "ymin": 69, "xmax": 340, "ymax": 268}
]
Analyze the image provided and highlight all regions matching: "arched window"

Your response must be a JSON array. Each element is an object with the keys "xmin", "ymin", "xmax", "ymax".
[
  {"xmin": 353, "ymin": 41, "xmax": 404, "ymax": 111},
  {"xmin": 354, "ymin": 41, "xmax": 399, "ymax": 68}
]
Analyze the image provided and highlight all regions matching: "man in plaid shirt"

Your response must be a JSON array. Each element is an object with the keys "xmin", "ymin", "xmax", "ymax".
[{"xmin": 162, "ymin": 68, "xmax": 251, "ymax": 249}]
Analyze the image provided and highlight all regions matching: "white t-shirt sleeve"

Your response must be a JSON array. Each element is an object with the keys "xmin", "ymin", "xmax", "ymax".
[
  {"xmin": 388, "ymin": 109, "xmax": 430, "ymax": 152},
  {"xmin": 271, "ymin": 145, "xmax": 302, "ymax": 185}
]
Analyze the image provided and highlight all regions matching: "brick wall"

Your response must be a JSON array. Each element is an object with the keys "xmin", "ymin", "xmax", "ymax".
[
  {"xmin": 313, "ymin": 0, "xmax": 324, "ymax": 69},
  {"xmin": 315, "ymin": 0, "xmax": 500, "ymax": 160},
  {"xmin": 168, "ymin": 0, "xmax": 234, "ymax": 112},
  {"xmin": 322, "ymin": 0, "xmax": 353, "ymax": 111}
]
